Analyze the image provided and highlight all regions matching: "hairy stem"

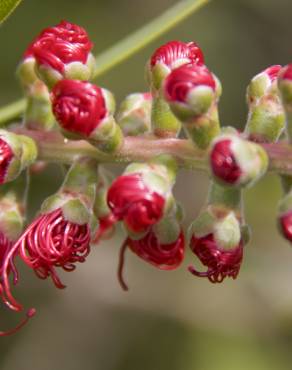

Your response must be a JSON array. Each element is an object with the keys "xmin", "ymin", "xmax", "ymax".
[
  {"xmin": 11, "ymin": 127, "xmax": 292, "ymax": 176},
  {"xmin": 0, "ymin": 0, "xmax": 210, "ymax": 125}
]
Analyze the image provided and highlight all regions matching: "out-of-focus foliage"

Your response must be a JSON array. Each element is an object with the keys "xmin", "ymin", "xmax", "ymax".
[
  {"xmin": 0, "ymin": 0, "xmax": 22, "ymax": 24},
  {"xmin": 0, "ymin": 1, "xmax": 292, "ymax": 370}
]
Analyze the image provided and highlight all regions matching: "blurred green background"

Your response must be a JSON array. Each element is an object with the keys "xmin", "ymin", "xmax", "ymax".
[{"xmin": 0, "ymin": 0, "xmax": 292, "ymax": 369}]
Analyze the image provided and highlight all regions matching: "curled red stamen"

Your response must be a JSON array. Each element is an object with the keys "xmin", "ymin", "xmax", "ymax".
[
  {"xmin": 0, "ymin": 308, "xmax": 36, "ymax": 337},
  {"xmin": 189, "ymin": 233, "xmax": 243, "ymax": 283},
  {"xmin": 1, "ymin": 208, "xmax": 91, "ymax": 311}
]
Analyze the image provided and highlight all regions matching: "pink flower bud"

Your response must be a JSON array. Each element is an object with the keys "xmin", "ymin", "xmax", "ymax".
[
  {"xmin": 27, "ymin": 20, "xmax": 93, "ymax": 74},
  {"xmin": 1, "ymin": 208, "xmax": 91, "ymax": 312},
  {"xmin": 210, "ymin": 139, "xmax": 242, "ymax": 185},
  {"xmin": 0, "ymin": 138, "xmax": 14, "ymax": 185},
  {"xmin": 188, "ymin": 233, "xmax": 243, "ymax": 283},
  {"xmin": 164, "ymin": 63, "xmax": 215, "ymax": 103},
  {"xmin": 107, "ymin": 174, "xmax": 165, "ymax": 233},
  {"xmin": 118, "ymin": 230, "xmax": 185, "ymax": 291},
  {"xmin": 279, "ymin": 211, "xmax": 292, "ymax": 242},
  {"xmin": 51, "ymin": 79, "xmax": 107, "ymax": 136},
  {"xmin": 150, "ymin": 41, "xmax": 204, "ymax": 70}
]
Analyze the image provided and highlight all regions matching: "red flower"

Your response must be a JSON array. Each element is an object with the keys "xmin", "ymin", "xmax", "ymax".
[
  {"xmin": 0, "ymin": 138, "xmax": 14, "ymax": 185},
  {"xmin": 26, "ymin": 20, "xmax": 93, "ymax": 73},
  {"xmin": 279, "ymin": 211, "xmax": 292, "ymax": 242},
  {"xmin": 150, "ymin": 41, "xmax": 204, "ymax": 69},
  {"xmin": 51, "ymin": 79, "xmax": 107, "ymax": 136},
  {"xmin": 210, "ymin": 139, "xmax": 242, "ymax": 184},
  {"xmin": 1, "ymin": 208, "xmax": 91, "ymax": 312},
  {"xmin": 164, "ymin": 64, "xmax": 215, "ymax": 103},
  {"xmin": 188, "ymin": 233, "xmax": 243, "ymax": 283},
  {"xmin": 118, "ymin": 230, "xmax": 185, "ymax": 290},
  {"xmin": 107, "ymin": 174, "xmax": 165, "ymax": 233}
]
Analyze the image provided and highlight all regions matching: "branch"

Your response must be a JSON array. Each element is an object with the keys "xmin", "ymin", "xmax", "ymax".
[{"xmin": 12, "ymin": 128, "xmax": 292, "ymax": 176}]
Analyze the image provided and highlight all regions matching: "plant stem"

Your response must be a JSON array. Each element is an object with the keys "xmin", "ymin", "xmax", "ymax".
[
  {"xmin": 11, "ymin": 127, "xmax": 292, "ymax": 176},
  {"xmin": 0, "ymin": 0, "xmax": 210, "ymax": 125},
  {"xmin": 0, "ymin": 98, "xmax": 26, "ymax": 126}
]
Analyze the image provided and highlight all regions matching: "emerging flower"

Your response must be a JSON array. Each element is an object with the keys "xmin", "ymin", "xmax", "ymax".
[
  {"xmin": 26, "ymin": 20, "xmax": 95, "ymax": 87},
  {"xmin": 118, "ymin": 229, "xmax": 185, "ymax": 291},
  {"xmin": 51, "ymin": 79, "xmax": 107, "ymax": 136},
  {"xmin": 210, "ymin": 134, "xmax": 268, "ymax": 187},
  {"xmin": 107, "ymin": 173, "xmax": 165, "ymax": 234},
  {"xmin": 150, "ymin": 41, "xmax": 204, "ymax": 70},
  {"xmin": 1, "ymin": 208, "xmax": 91, "ymax": 312},
  {"xmin": 188, "ymin": 210, "xmax": 244, "ymax": 283},
  {"xmin": 188, "ymin": 233, "xmax": 243, "ymax": 283},
  {"xmin": 279, "ymin": 210, "xmax": 292, "ymax": 242}
]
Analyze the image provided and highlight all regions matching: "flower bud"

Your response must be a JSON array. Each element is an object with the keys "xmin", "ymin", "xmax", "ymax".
[
  {"xmin": 107, "ymin": 173, "xmax": 165, "ymax": 234},
  {"xmin": 24, "ymin": 80, "xmax": 55, "ymax": 131},
  {"xmin": 245, "ymin": 65, "xmax": 285, "ymax": 143},
  {"xmin": 107, "ymin": 158, "xmax": 177, "ymax": 235},
  {"xmin": 164, "ymin": 63, "xmax": 216, "ymax": 119},
  {"xmin": 247, "ymin": 65, "xmax": 282, "ymax": 107},
  {"xmin": 163, "ymin": 63, "xmax": 220, "ymax": 149},
  {"xmin": 0, "ymin": 130, "xmax": 37, "ymax": 185},
  {"xmin": 188, "ymin": 207, "xmax": 244, "ymax": 283},
  {"xmin": 116, "ymin": 93, "xmax": 152, "ymax": 136},
  {"xmin": 210, "ymin": 134, "xmax": 268, "ymax": 187},
  {"xmin": 27, "ymin": 20, "xmax": 95, "ymax": 89},
  {"xmin": 51, "ymin": 79, "xmax": 123, "ymax": 153},
  {"xmin": 148, "ymin": 40, "xmax": 204, "ymax": 90}
]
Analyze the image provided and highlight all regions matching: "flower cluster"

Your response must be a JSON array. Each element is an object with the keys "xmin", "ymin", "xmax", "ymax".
[{"xmin": 1, "ymin": 19, "xmax": 292, "ymax": 337}]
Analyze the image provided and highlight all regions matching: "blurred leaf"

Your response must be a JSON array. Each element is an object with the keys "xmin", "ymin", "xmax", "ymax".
[{"xmin": 0, "ymin": 0, "xmax": 22, "ymax": 24}]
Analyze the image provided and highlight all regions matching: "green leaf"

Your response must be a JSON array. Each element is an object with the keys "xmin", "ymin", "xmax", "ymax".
[{"xmin": 0, "ymin": 0, "xmax": 22, "ymax": 24}]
